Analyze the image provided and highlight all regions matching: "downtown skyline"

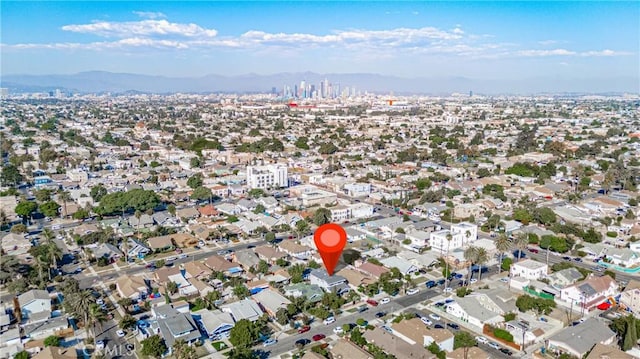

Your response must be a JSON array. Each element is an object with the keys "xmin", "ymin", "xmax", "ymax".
[{"xmin": 1, "ymin": 1, "xmax": 639, "ymax": 93}]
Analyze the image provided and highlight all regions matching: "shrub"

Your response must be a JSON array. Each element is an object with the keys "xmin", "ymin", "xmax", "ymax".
[
  {"xmin": 493, "ymin": 328, "xmax": 514, "ymax": 342},
  {"xmin": 606, "ymin": 231, "xmax": 618, "ymax": 238}
]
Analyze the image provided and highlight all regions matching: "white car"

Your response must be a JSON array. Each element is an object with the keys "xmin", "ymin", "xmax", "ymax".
[
  {"xmin": 488, "ymin": 342, "xmax": 501, "ymax": 350},
  {"xmin": 333, "ymin": 326, "xmax": 344, "ymax": 334},
  {"xmin": 500, "ymin": 277, "xmax": 509, "ymax": 283},
  {"xmin": 443, "ymin": 287, "xmax": 453, "ymax": 293},
  {"xmin": 420, "ymin": 317, "xmax": 433, "ymax": 326},
  {"xmin": 469, "ymin": 278, "xmax": 478, "ymax": 284},
  {"xmin": 407, "ymin": 288, "xmax": 419, "ymax": 295},
  {"xmin": 429, "ymin": 313, "xmax": 440, "ymax": 321},
  {"xmin": 96, "ymin": 299, "xmax": 104, "ymax": 305},
  {"xmin": 178, "ymin": 254, "xmax": 188, "ymax": 259},
  {"xmin": 380, "ymin": 297, "xmax": 390, "ymax": 305},
  {"xmin": 475, "ymin": 336, "xmax": 489, "ymax": 345},
  {"xmin": 323, "ymin": 317, "xmax": 336, "ymax": 325},
  {"xmin": 95, "ymin": 340, "xmax": 105, "ymax": 351},
  {"xmin": 116, "ymin": 330, "xmax": 125, "ymax": 338}
]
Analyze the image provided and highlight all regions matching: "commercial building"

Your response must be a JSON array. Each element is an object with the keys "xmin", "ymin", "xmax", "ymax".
[{"xmin": 246, "ymin": 165, "xmax": 288, "ymax": 189}]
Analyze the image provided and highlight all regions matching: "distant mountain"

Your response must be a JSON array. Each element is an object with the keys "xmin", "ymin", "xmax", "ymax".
[{"xmin": 1, "ymin": 71, "xmax": 637, "ymax": 95}]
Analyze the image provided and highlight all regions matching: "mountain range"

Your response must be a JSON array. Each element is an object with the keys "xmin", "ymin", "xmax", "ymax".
[{"xmin": 1, "ymin": 71, "xmax": 637, "ymax": 95}]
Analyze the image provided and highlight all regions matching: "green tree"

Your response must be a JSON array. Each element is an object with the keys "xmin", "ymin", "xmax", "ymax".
[
  {"xmin": 265, "ymin": 232, "xmax": 276, "ymax": 244},
  {"xmin": 623, "ymin": 315, "xmax": 638, "ymax": 351},
  {"xmin": 90, "ymin": 185, "xmax": 108, "ymax": 202},
  {"xmin": 253, "ymin": 204, "xmax": 266, "ymax": 214},
  {"xmin": 13, "ymin": 351, "xmax": 29, "ymax": 359},
  {"xmin": 119, "ymin": 314, "xmax": 137, "ymax": 330},
  {"xmin": 350, "ymin": 328, "xmax": 366, "ymax": 346},
  {"xmin": 248, "ymin": 188, "xmax": 265, "ymax": 198},
  {"xmin": 229, "ymin": 319, "xmax": 259, "ymax": 348},
  {"xmin": 233, "ymin": 285, "xmax": 250, "ymax": 299},
  {"xmin": 186, "ymin": 174, "xmax": 203, "ymax": 189},
  {"xmin": 167, "ymin": 204, "xmax": 176, "ymax": 216},
  {"xmin": 34, "ymin": 189, "xmax": 53, "ymax": 202},
  {"xmin": 495, "ymin": 234, "xmax": 512, "ymax": 274},
  {"xmin": 191, "ymin": 186, "xmax": 212, "ymax": 201},
  {"xmin": 295, "ymin": 219, "xmax": 310, "ymax": 238},
  {"xmin": 513, "ymin": 233, "xmax": 529, "ymax": 262},
  {"xmin": 44, "ymin": 335, "xmax": 61, "ymax": 347},
  {"xmin": 39, "ymin": 201, "xmax": 60, "ymax": 217},
  {"xmin": 288, "ymin": 264, "xmax": 305, "ymax": 283},
  {"xmin": 1, "ymin": 164, "xmax": 23, "ymax": 186},
  {"xmin": 15, "ymin": 201, "xmax": 38, "ymax": 222},
  {"xmin": 501, "ymin": 257, "xmax": 513, "ymax": 272},
  {"xmin": 10, "ymin": 224, "xmax": 27, "ymax": 233},
  {"xmin": 190, "ymin": 157, "xmax": 201, "ymax": 168},
  {"xmin": 453, "ymin": 331, "xmax": 477, "ymax": 359},
  {"xmin": 257, "ymin": 260, "xmax": 270, "ymax": 274},
  {"xmin": 313, "ymin": 207, "xmax": 332, "ymax": 226},
  {"xmin": 141, "ymin": 335, "xmax": 168, "ymax": 358}
]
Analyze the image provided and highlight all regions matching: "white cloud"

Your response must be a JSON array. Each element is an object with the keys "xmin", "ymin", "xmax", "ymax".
[
  {"xmin": 61, "ymin": 19, "xmax": 218, "ymax": 38},
  {"xmin": 517, "ymin": 49, "xmax": 577, "ymax": 57},
  {"xmin": 132, "ymin": 11, "xmax": 166, "ymax": 19}
]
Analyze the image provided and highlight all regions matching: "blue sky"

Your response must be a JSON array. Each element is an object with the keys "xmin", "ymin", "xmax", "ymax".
[{"xmin": 1, "ymin": 1, "xmax": 638, "ymax": 81}]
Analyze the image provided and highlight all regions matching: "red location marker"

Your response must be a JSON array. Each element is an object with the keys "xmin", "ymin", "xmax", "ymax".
[{"xmin": 314, "ymin": 223, "xmax": 347, "ymax": 276}]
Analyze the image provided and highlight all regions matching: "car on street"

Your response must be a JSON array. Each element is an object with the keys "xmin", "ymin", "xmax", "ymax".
[
  {"xmin": 420, "ymin": 317, "xmax": 433, "ymax": 326},
  {"xmin": 323, "ymin": 317, "xmax": 336, "ymax": 325},
  {"xmin": 312, "ymin": 334, "xmax": 326, "ymax": 341},
  {"xmin": 429, "ymin": 313, "xmax": 440, "ymax": 321},
  {"xmin": 500, "ymin": 348, "xmax": 513, "ymax": 356},
  {"xmin": 375, "ymin": 311, "xmax": 386, "ymax": 318},
  {"xmin": 562, "ymin": 256, "xmax": 571, "ymax": 261},
  {"xmin": 528, "ymin": 248, "xmax": 539, "ymax": 253},
  {"xmin": 500, "ymin": 277, "xmax": 509, "ymax": 283},
  {"xmin": 116, "ymin": 330, "xmax": 125, "ymax": 337},
  {"xmin": 488, "ymin": 342, "xmax": 501, "ymax": 350},
  {"xmin": 540, "ymin": 317, "xmax": 548, "ymax": 322},
  {"xmin": 357, "ymin": 305, "xmax": 368, "ymax": 313},
  {"xmin": 434, "ymin": 324, "xmax": 444, "ymax": 329},
  {"xmin": 380, "ymin": 297, "xmax": 390, "ymax": 304},
  {"xmin": 444, "ymin": 298, "xmax": 455, "ymax": 304},
  {"xmin": 298, "ymin": 326, "xmax": 311, "ymax": 334},
  {"xmin": 294, "ymin": 339, "xmax": 310, "ymax": 347},
  {"xmin": 333, "ymin": 326, "xmax": 344, "ymax": 334},
  {"xmin": 217, "ymin": 250, "xmax": 231, "ymax": 256},
  {"xmin": 178, "ymin": 254, "xmax": 188, "ymax": 259},
  {"xmin": 573, "ymin": 257, "xmax": 582, "ymax": 262},
  {"xmin": 447, "ymin": 323, "xmax": 460, "ymax": 330},
  {"xmin": 426, "ymin": 280, "xmax": 437, "ymax": 288},
  {"xmin": 475, "ymin": 336, "xmax": 489, "ymax": 345},
  {"xmin": 443, "ymin": 287, "xmax": 453, "ymax": 293},
  {"xmin": 469, "ymin": 278, "xmax": 478, "ymax": 284},
  {"xmin": 263, "ymin": 338, "xmax": 277, "ymax": 347},
  {"xmin": 407, "ymin": 288, "xmax": 419, "ymax": 295},
  {"xmin": 437, "ymin": 279, "xmax": 446, "ymax": 285},
  {"xmin": 366, "ymin": 299, "xmax": 379, "ymax": 306}
]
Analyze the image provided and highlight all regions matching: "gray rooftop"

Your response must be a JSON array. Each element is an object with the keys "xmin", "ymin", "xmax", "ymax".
[{"xmin": 549, "ymin": 318, "xmax": 615, "ymax": 355}]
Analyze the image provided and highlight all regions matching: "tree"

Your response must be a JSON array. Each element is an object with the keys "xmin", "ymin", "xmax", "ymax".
[
  {"xmin": 90, "ymin": 185, "xmax": 108, "ymax": 202},
  {"xmin": 35, "ymin": 189, "xmax": 53, "ymax": 202},
  {"xmin": 474, "ymin": 247, "xmax": 489, "ymax": 281},
  {"xmin": 453, "ymin": 331, "xmax": 477, "ymax": 359},
  {"xmin": 313, "ymin": 207, "xmax": 332, "ymax": 226},
  {"xmin": 172, "ymin": 339, "xmax": 196, "ymax": 359},
  {"xmin": 513, "ymin": 233, "xmax": 529, "ymax": 263},
  {"xmin": 233, "ymin": 285, "xmax": 250, "ymax": 299},
  {"xmin": 248, "ymin": 188, "xmax": 265, "ymax": 198},
  {"xmin": 190, "ymin": 186, "xmax": 212, "ymax": 201},
  {"xmin": 167, "ymin": 204, "xmax": 176, "ymax": 216},
  {"xmin": 118, "ymin": 298, "xmax": 133, "ymax": 312},
  {"xmin": 119, "ymin": 314, "xmax": 137, "ymax": 330},
  {"xmin": 40, "ymin": 201, "xmax": 60, "ymax": 217},
  {"xmin": 501, "ymin": 257, "xmax": 513, "ymax": 272},
  {"xmin": 265, "ymin": 232, "xmax": 276, "ymax": 244},
  {"xmin": 253, "ymin": 203, "xmax": 266, "ymax": 214},
  {"xmin": 43, "ymin": 335, "xmax": 60, "ymax": 347},
  {"xmin": 186, "ymin": 174, "xmax": 203, "ymax": 189},
  {"xmin": 257, "ymin": 260, "xmax": 270, "ymax": 274},
  {"xmin": 14, "ymin": 351, "xmax": 29, "ymax": 359},
  {"xmin": 10, "ymin": 224, "xmax": 27, "ymax": 233},
  {"xmin": 624, "ymin": 314, "xmax": 638, "ymax": 351},
  {"xmin": 166, "ymin": 282, "xmax": 178, "ymax": 295},
  {"xmin": 87, "ymin": 303, "xmax": 107, "ymax": 345},
  {"xmin": 1, "ymin": 164, "xmax": 23, "ymax": 186},
  {"xmin": 57, "ymin": 190, "xmax": 71, "ymax": 217},
  {"xmin": 494, "ymin": 234, "xmax": 512, "ymax": 274},
  {"xmin": 288, "ymin": 264, "xmax": 305, "ymax": 283},
  {"xmin": 229, "ymin": 319, "xmax": 259, "ymax": 348},
  {"xmin": 350, "ymin": 328, "xmax": 367, "ymax": 346},
  {"xmin": 463, "ymin": 246, "xmax": 477, "ymax": 285},
  {"xmin": 15, "ymin": 201, "xmax": 37, "ymax": 223},
  {"xmin": 295, "ymin": 219, "xmax": 310, "ymax": 238},
  {"xmin": 141, "ymin": 335, "xmax": 168, "ymax": 358},
  {"xmin": 190, "ymin": 156, "xmax": 201, "ymax": 168},
  {"xmin": 275, "ymin": 308, "xmax": 289, "ymax": 326}
]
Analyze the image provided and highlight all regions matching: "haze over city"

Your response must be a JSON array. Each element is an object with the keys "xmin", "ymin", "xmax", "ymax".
[{"xmin": 1, "ymin": 1, "xmax": 639, "ymax": 93}]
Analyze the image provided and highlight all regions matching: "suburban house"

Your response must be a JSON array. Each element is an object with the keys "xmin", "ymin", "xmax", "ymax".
[
  {"xmin": 1, "ymin": 233, "xmax": 32, "ymax": 258},
  {"xmin": 581, "ymin": 243, "xmax": 640, "ymax": 267},
  {"xmin": 391, "ymin": 318, "xmax": 453, "ymax": 350},
  {"xmin": 619, "ymin": 280, "xmax": 640, "ymax": 316},
  {"xmin": 547, "ymin": 267, "xmax": 584, "ymax": 289},
  {"xmin": 584, "ymin": 343, "xmax": 634, "ymax": 359},
  {"xmin": 116, "ymin": 275, "xmax": 149, "ymax": 301},
  {"xmin": 309, "ymin": 269, "xmax": 349, "ymax": 294},
  {"xmin": 559, "ymin": 275, "xmax": 618, "ymax": 312},
  {"xmin": 547, "ymin": 318, "xmax": 616, "ymax": 358},
  {"xmin": 254, "ymin": 245, "xmax": 287, "ymax": 264},
  {"xmin": 204, "ymin": 256, "xmax": 243, "ymax": 276},
  {"xmin": 18, "ymin": 290, "xmax": 51, "ymax": 320},
  {"xmin": 91, "ymin": 243, "xmax": 122, "ymax": 263},
  {"xmin": 279, "ymin": 240, "xmax": 314, "ymax": 260},
  {"xmin": 445, "ymin": 297, "xmax": 503, "ymax": 328},
  {"xmin": 356, "ymin": 261, "xmax": 390, "ymax": 280},
  {"xmin": 380, "ymin": 256, "xmax": 418, "ymax": 276},
  {"xmin": 469, "ymin": 288, "xmax": 518, "ymax": 315},
  {"xmin": 124, "ymin": 238, "xmax": 150, "ymax": 259},
  {"xmin": 146, "ymin": 235, "xmax": 175, "ymax": 252},
  {"xmin": 153, "ymin": 305, "xmax": 201, "ymax": 351},
  {"xmin": 504, "ymin": 319, "xmax": 547, "ymax": 347},
  {"xmin": 330, "ymin": 339, "xmax": 373, "ymax": 359},
  {"xmin": 192, "ymin": 309, "xmax": 235, "ymax": 340},
  {"xmin": 423, "ymin": 328, "xmax": 455, "ymax": 352},
  {"xmin": 510, "ymin": 259, "xmax": 548, "ymax": 280},
  {"xmin": 283, "ymin": 283, "xmax": 324, "ymax": 303},
  {"xmin": 363, "ymin": 327, "xmax": 433, "ymax": 359},
  {"xmin": 252, "ymin": 289, "xmax": 291, "ymax": 317},
  {"xmin": 220, "ymin": 299, "xmax": 264, "ymax": 322}
]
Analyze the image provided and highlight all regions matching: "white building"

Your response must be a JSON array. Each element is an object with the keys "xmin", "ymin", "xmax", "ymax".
[
  {"xmin": 429, "ymin": 222, "xmax": 478, "ymax": 254},
  {"xmin": 510, "ymin": 259, "xmax": 548, "ymax": 280},
  {"xmin": 343, "ymin": 183, "xmax": 371, "ymax": 197},
  {"xmin": 246, "ymin": 165, "xmax": 288, "ymax": 189}
]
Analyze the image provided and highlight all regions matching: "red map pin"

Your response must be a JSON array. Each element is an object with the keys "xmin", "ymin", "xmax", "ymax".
[{"xmin": 314, "ymin": 223, "xmax": 347, "ymax": 276}]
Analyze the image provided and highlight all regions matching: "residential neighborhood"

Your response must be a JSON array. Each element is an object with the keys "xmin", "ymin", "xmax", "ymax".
[{"xmin": 1, "ymin": 93, "xmax": 639, "ymax": 359}]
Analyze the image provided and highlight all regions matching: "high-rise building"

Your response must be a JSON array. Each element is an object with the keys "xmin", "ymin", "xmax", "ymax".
[{"xmin": 246, "ymin": 165, "xmax": 288, "ymax": 189}]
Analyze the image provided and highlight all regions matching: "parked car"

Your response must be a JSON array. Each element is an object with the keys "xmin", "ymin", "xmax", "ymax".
[
  {"xmin": 443, "ymin": 287, "xmax": 453, "ymax": 293},
  {"xmin": 500, "ymin": 348, "xmax": 513, "ymax": 356},
  {"xmin": 263, "ymin": 338, "xmax": 277, "ymax": 347},
  {"xmin": 420, "ymin": 317, "xmax": 433, "ymax": 326},
  {"xmin": 333, "ymin": 326, "xmax": 344, "ymax": 334},
  {"xmin": 434, "ymin": 324, "xmax": 444, "ymax": 329},
  {"xmin": 562, "ymin": 256, "xmax": 571, "ymax": 261},
  {"xmin": 323, "ymin": 317, "xmax": 336, "ymax": 325},
  {"xmin": 375, "ymin": 311, "xmax": 386, "ymax": 318},
  {"xmin": 298, "ymin": 326, "xmax": 311, "ymax": 334},
  {"xmin": 573, "ymin": 257, "xmax": 583, "ymax": 262},
  {"xmin": 488, "ymin": 342, "xmax": 501, "ymax": 350},
  {"xmin": 540, "ymin": 317, "xmax": 548, "ymax": 322},
  {"xmin": 366, "ymin": 299, "xmax": 379, "ymax": 306},
  {"xmin": 407, "ymin": 288, "xmax": 419, "ymax": 295},
  {"xmin": 426, "ymin": 280, "xmax": 437, "ymax": 288},
  {"xmin": 380, "ymin": 297, "xmax": 390, "ymax": 304},
  {"xmin": 528, "ymin": 248, "xmax": 539, "ymax": 253},
  {"xmin": 475, "ymin": 336, "xmax": 489, "ymax": 345},
  {"xmin": 437, "ymin": 279, "xmax": 446, "ymax": 285},
  {"xmin": 429, "ymin": 313, "xmax": 440, "ymax": 321},
  {"xmin": 447, "ymin": 323, "xmax": 460, "ymax": 330},
  {"xmin": 312, "ymin": 334, "xmax": 326, "ymax": 341},
  {"xmin": 469, "ymin": 278, "xmax": 478, "ymax": 284},
  {"xmin": 294, "ymin": 338, "xmax": 310, "ymax": 347}
]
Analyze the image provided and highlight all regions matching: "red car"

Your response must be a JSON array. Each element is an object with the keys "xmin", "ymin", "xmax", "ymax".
[
  {"xmin": 312, "ymin": 334, "xmax": 326, "ymax": 341},
  {"xmin": 366, "ymin": 299, "xmax": 379, "ymax": 306},
  {"xmin": 298, "ymin": 326, "xmax": 310, "ymax": 334},
  {"xmin": 528, "ymin": 248, "xmax": 539, "ymax": 253}
]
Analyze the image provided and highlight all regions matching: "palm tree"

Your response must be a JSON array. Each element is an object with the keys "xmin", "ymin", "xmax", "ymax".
[
  {"xmin": 494, "ymin": 234, "xmax": 512, "ymax": 275},
  {"xmin": 445, "ymin": 232, "xmax": 453, "ymax": 288},
  {"xmin": 172, "ymin": 339, "xmax": 187, "ymax": 359},
  {"xmin": 0, "ymin": 210, "xmax": 8, "ymax": 230},
  {"xmin": 463, "ymin": 246, "xmax": 478, "ymax": 285},
  {"xmin": 474, "ymin": 247, "xmax": 489, "ymax": 281},
  {"xmin": 204, "ymin": 290, "xmax": 221, "ymax": 309},
  {"xmin": 69, "ymin": 290, "xmax": 96, "ymax": 340},
  {"xmin": 88, "ymin": 303, "xmax": 107, "ymax": 345},
  {"xmin": 57, "ymin": 190, "xmax": 71, "ymax": 218},
  {"xmin": 513, "ymin": 233, "xmax": 529, "ymax": 263},
  {"xmin": 45, "ymin": 243, "xmax": 62, "ymax": 280}
]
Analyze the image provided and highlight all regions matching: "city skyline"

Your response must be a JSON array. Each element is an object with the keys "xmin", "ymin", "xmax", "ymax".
[{"xmin": 1, "ymin": 1, "xmax": 638, "ymax": 92}]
